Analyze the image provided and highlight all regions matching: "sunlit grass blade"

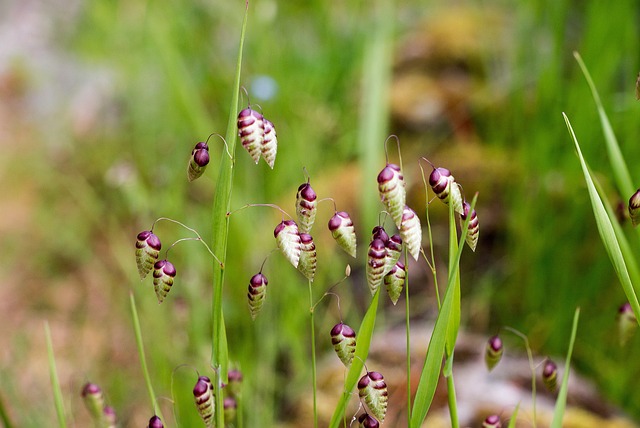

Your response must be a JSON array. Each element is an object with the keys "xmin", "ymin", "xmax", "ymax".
[
  {"xmin": 130, "ymin": 292, "xmax": 163, "ymax": 422},
  {"xmin": 328, "ymin": 290, "xmax": 380, "ymax": 428},
  {"xmin": 445, "ymin": 200, "xmax": 461, "ymax": 360},
  {"xmin": 550, "ymin": 307, "xmax": 580, "ymax": 428},
  {"xmin": 44, "ymin": 321, "xmax": 67, "ymax": 428},
  {"xmin": 573, "ymin": 52, "xmax": 634, "ymax": 199},
  {"xmin": 507, "ymin": 403, "xmax": 520, "ymax": 428},
  {"xmin": 564, "ymin": 113, "xmax": 640, "ymax": 322}
]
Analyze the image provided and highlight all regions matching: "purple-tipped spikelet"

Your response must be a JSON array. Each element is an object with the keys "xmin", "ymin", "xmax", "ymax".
[
  {"xmin": 366, "ymin": 238, "xmax": 387, "ymax": 295},
  {"xmin": 330, "ymin": 322, "xmax": 356, "ymax": 366},
  {"xmin": 483, "ymin": 414, "xmax": 502, "ymax": 428},
  {"xmin": 187, "ymin": 142, "xmax": 210, "ymax": 182},
  {"xmin": 298, "ymin": 233, "xmax": 317, "ymax": 282},
  {"xmin": 377, "ymin": 163, "xmax": 406, "ymax": 228},
  {"xmin": 542, "ymin": 359, "xmax": 558, "ymax": 393},
  {"xmin": 81, "ymin": 382, "xmax": 105, "ymax": 421},
  {"xmin": 153, "ymin": 260, "xmax": 176, "ymax": 303},
  {"xmin": 629, "ymin": 189, "xmax": 640, "ymax": 227},
  {"xmin": 237, "ymin": 107, "xmax": 264, "ymax": 164},
  {"xmin": 358, "ymin": 371, "xmax": 388, "ymax": 423},
  {"xmin": 135, "ymin": 231, "xmax": 161, "ymax": 280},
  {"xmin": 461, "ymin": 200, "xmax": 479, "ymax": 252},
  {"xmin": 147, "ymin": 416, "xmax": 164, "ymax": 428},
  {"xmin": 429, "ymin": 167, "xmax": 463, "ymax": 214},
  {"xmin": 274, "ymin": 220, "xmax": 302, "ymax": 268},
  {"xmin": 193, "ymin": 376, "xmax": 215, "ymax": 428},
  {"xmin": 400, "ymin": 206, "xmax": 422, "ymax": 261},
  {"xmin": 247, "ymin": 273, "xmax": 268, "ymax": 320},
  {"xmin": 224, "ymin": 396, "xmax": 238, "ymax": 424},
  {"xmin": 384, "ymin": 261, "xmax": 406, "ymax": 305},
  {"xmin": 618, "ymin": 302, "xmax": 637, "ymax": 346},
  {"xmin": 328, "ymin": 211, "xmax": 357, "ymax": 258},
  {"xmin": 372, "ymin": 226, "xmax": 389, "ymax": 244},
  {"xmin": 103, "ymin": 406, "xmax": 117, "ymax": 428},
  {"xmin": 261, "ymin": 118, "xmax": 278, "ymax": 168},
  {"xmin": 484, "ymin": 335, "xmax": 503, "ymax": 371},
  {"xmin": 358, "ymin": 413, "xmax": 380, "ymax": 428},
  {"xmin": 296, "ymin": 182, "xmax": 318, "ymax": 234},
  {"xmin": 227, "ymin": 368, "xmax": 243, "ymax": 399},
  {"xmin": 384, "ymin": 234, "xmax": 403, "ymax": 276}
]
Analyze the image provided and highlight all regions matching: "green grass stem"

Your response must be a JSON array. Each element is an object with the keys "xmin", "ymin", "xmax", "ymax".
[
  {"xmin": 404, "ymin": 246, "xmax": 412, "ymax": 421},
  {"xmin": 445, "ymin": 367, "xmax": 459, "ymax": 428},
  {"xmin": 308, "ymin": 280, "xmax": 318, "ymax": 428},
  {"xmin": 550, "ymin": 307, "xmax": 581, "ymax": 428},
  {"xmin": 0, "ymin": 393, "xmax": 14, "ymax": 428},
  {"xmin": 44, "ymin": 321, "xmax": 67, "ymax": 428},
  {"xmin": 503, "ymin": 327, "xmax": 537, "ymax": 428}
]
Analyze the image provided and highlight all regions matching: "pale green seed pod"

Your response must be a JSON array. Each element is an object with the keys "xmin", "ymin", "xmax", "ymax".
[
  {"xmin": 384, "ymin": 261, "xmax": 406, "ymax": 305},
  {"xmin": 274, "ymin": 220, "xmax": 302, "ymax": 268},
  {"xmin": 483, "ymin": 415, "xmax": 502, "ymax": 428},
  {"xmin": 629, "ymin": 189, "xmax": 640, "ymax": 227},
  {"xmin": 358, "ymin": 413, "xmax": 380, "ymax": 428},
  {"xmin": 193, "ymin": 376, "xmax": 215, "ymax": 428},
  {"xmin": 296, "ymin": 182, "xmax": 318, "ymax": 234},
  {"xmin": 358, "ymin": 371, "xmax": 388, "ymax": 423},
  {"xmin": 484, "ymin": 335, "xmax": 503, "ymax": 372},
  {"xmin": 384, "ymin": 234, "xmax": 402, "ymax": 276},
  {"xmin": 153, "ymin": 260, "xmax": 176, "ymax": 303},
  {"xmin": 461, "ymin": 200, "xmax": 479, "ymax": 252},
  {"xmin": 135, "ymin": 231, "xmax": 161, "ymax": 280},
  {"xmin": 187, "ymin": 142, "xmax": 210, "ymax": 182},
  {"xmin": 298, "ymin": 233, "xmax": 317, "ymax": 282},
  {"xmin": 618, "ymin": 302, "xmax": 637, "ymax": 346},
  {"xmin": 330, "ymin": 322, "xmax": 356, "ymax": 366},
  {"xmin": 81, "ymin": 383, "xmax": 105, "ymax": 422},
  {"xmin": 400, "ymin": 206, "xmax": 422, "ymax": 261},
  {"xmin": 247, "ymin": 273, "xmax": 268, "ymax": 320},
  {"xmin": 377, "ymin": 163, "xmax": 406, "ymax": 228},
  {"xmin": 366, "ymin": 239, "xmax": 387, "ymax": 295},
  {"xmin": 429, "ymin": 167, "xmax": 463, "ymax": 214},
  {"xmin": 542, "ymin": 359, "xmax": 558, "ymax": 393},
  {"xmin": 328, "ymin": 211, "xmax": 357, "ymax": 258},
  {"xmin": 237, "ymin": 107, "xmax": 264, "ymax": 164},
  {"xmin": 261, "ymin": 118, "xmax": 277, "ymax": 169}
]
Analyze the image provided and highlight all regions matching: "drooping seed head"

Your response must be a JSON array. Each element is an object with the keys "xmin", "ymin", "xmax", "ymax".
[
  {"xmin": 147, "ymin": 416, "xmax": 164, "ymax": 428},
  {"xmin": 328, "ymin": 211, "xmax": 357, "ymax": 258},
  {"xmin": 484, "ymin": 335, "xmax": 503, "ymax": 372},
  {"xmin": 482, "ymin": 414, "xmax": 502, "ymax": 428},
  {"xmin": 542, "ymin": 359, "xmax": 558, "ymax": 393},
  {"xmin": 247, "ymin": 273, "xmax": 268, "ymax": 320},
  {"xmin": 237, "ymin": 107, "xmax": 264, "ymax": 164},
  {"xmin": 384, "ymin": 234, "xmax": 403, "ymax": 276},
  {"xmin": 629, "ymin": 189, "xmax": 640, "ymax": 227},
  {"xmin": 330, "ymin": 322, "xmax": 356, "ymax": 366},
  {"xmin": 429, "ymin": 166, "xmax": 464, "ymax": 214},
  {"xmin": 227, "ymin": 369, "xmax": 243, "ymax": 399},
  {"xmin": 298, "ymin": 233, "xmax": 317, "ymax": 282},
  {"xmin": 193, "ymin": 376, "xmax": 215, "ymax": 428},
  {"xmin": 261, "ymin": 118, "xmax": 278, "ymax": 168},
  {"xmin": 187, "ymin": 142, "xmax": 210, "ymax": 182},
  {"xmin": 135, "ymin": 231, "xmax": 162, "ymax": 280},
  {"xmin": 103, "ymin": 406, "xmax": 117, "ymax": 428},
  {"xmin": 296, "ymin": 182, "xmax": 318, "ymax": 234},
  {"xmin": 384, "ymin": 261, "xmax": 406, "ymax": 305},
  {"xmin": 81, "ymin": 382, "xmax": 105, "ymax": 421},
  {"xmin": 372, "ymin": 226, "xmax": 389, "ymax": 244},
  {"xmin": 461, "ymin": 200, "xmax": 479, "ymax": 252},
  {"xmin": 377, "ymin": 163, "xmax": 406, "ymax": 228},
  {"xmin": 400, "ymin": 206, "xmax": 422, "ymax": 261},
  {"xmin": 223, "ymin": 397, "xmax": 238, "ymax": 424},
  {"xmin": 153, "ymin": 260, "xmax": 176, "ymax": 303},
  {"xmin": 358, "ymin": 413, "xmax": 380, "ymax": 428},
  {"xmin": 366, "ymin": 238, "xmax": 387, "ymax": 295},
  {"xmin": 618, "ymin": 302, "xmax": 637, "ymax": 346},
  {"xmin": 274, "ymin": 220, "xmax": 302, "ymax": 268},
  {"xmin": 358, "ymin": 371, "xmax": 388, "ymax": 423}
]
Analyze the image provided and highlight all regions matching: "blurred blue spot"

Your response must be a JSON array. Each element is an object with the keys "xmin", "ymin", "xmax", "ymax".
[{"xmin": 251, "ymin": 75, "xmax": 278, "ymax": 101}]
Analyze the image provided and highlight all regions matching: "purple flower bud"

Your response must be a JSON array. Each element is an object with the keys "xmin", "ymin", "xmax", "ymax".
[
  {"xmin": 331, "ymin": 322, "xmax": 356, "ymax": 366},
  {"xmin": 103, "ymin": 406, "xmax": 117, "ymax": 427},
  {"xmin": 461, "ymin": 200, "xmax": 479, "ymax": 252},
  {"xmin": 188, "ymin": 142, "xmax": 210, "ymax": 182},
  {"xmin": 484, "ymin": 335, "xmax": 503, "ymax": 372},
  {"xmin": 366, "ymin": 239, "xmax": 387, "ymax": 295},
  {"xmin": 358, "ymin": 413, "xmax": 380, "ymax": 428},
  {"xmin": 237, "ymin": 108, "xmax": 264, "ymax": 164},
  {"xmin": 618, "ymin": 302, "xmax": 637, "ymax": 346},
  {"xmin": 629, "ymin": 189, "xmax": 640, "ymax": 227},
  {"xmin": 227, "ymin": 369, "xmax": 243, "ymax": 399},
  {"xmin": 274, "ymin": 220, "xmax": 302, "ymax": 268},
  {"xmin": 147, "ymin": 415, "xmax": 164, "ymax": 428},
  {"xmin": 153, "ymin": 260, "xmax": 176, "ymax": 303},
  {"xmin": 261, "ymin": 118, "xmax": 278, "ymax": 168},
  {"xmin": 298, "ymin": 233, "xmax": 317, "ymax": 282},
  {"xmin": 135, "ymin": 231, "xmax": 162, "ymax": 280},
  {"xmin": 328, "ymin": 211, "xmax": 357, "ymax": 258},
  {"xmin": 429, "ymin": 166, "xmax": 463, "ymax": 214},
  {"xmin": 296, "ymin": 182, "xmax": 318, "ymax": 234},
  {"xmin": 81, "ymin": 382, "xmax": 104, "ymax": 421},
  {"xmin": 482, "ymin": 414, "xmax": 502, "ymax": 428},
  {"xmin": 384, "ymin": 234, "xmax": 403, "ymax": 275},
  {"xmin": 193, "ymin": 376, "xmax": 215, "ymax": 427},
  {"xmin": 224, "ymin": 396, "xmax": 238, "ymax": 424},
  {"xmin": 542, "ymin": 359, "xmax": 558, "ymax": 392},
  {"xmin": 378, "ymin": 163, "xmax": 406, "ymax": 229},
  {"xmin": 358, "ymin": 371, "xmax": 388, "ymax": 423},
  {"xmin": 372, "ymin": 226, "xmax": 389, "ymax": 243},
  {"xmin": 248, "ymin": 273, "xmax": 268, "ymax": 320}
]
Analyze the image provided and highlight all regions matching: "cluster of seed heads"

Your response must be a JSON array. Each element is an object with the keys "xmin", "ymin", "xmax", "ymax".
[
  {"xmin": 135, "ymin": 229, "xmax": 179, "ymax": 303},
  {"xmin": 81, "ymin": 383, "xmax": 117, "ymax": 428},
  {"xmin": 192, "ymin": 369, "xmax": 243, "ymax": 427},
  {"xmin": 237, "ymin": 104, "xmax": 278, "ymax": 168}
]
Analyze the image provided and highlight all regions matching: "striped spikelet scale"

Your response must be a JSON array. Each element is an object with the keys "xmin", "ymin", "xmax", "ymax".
[
  {"xmin": 296, "ymin": 182, "xmax": 318, "ymax": 234},
  {"xmin": 237, "ymin": 107, "xmax": 264, "ymax": 164},
  {"xmin": 384, "ymin": 261, "xmax": 406, "ymax": 305},
  {"xmin": 328, "ymin": 211, "xmax": 357, "ymax": 258},
  {"xmin": 400, "ymin": 206, "xmax": 422, "ymax": 261},
  {"xmin": 384, "ymin": 234, "xmax": 402, "ymax": 276},
  {"xmin": 358, "ymin": 371, "xmax": 388, "ymax": 423},
  {"xmin": 274, "ymin": 220, "xmax": 302, "ymax": 268},
  {"xmin": 187, "ymin": 142, "xmax": 210, "ymax": 182},
  {"xmin": 629, "ymin": 189, "xmax": 640, "ymax": 227},
  {"xmin": 366, "ymin": 239, "xmax": 387, "ymax": 295},
  {"xmin": 484, "ymin": 335, "xmax": 503, "ymax": 371},
  {"xmin": 298, "ymin": 233, "xmax": 317, "ymax": 282},
  {"xmin": 193, "ymin": 376, "xmax": 215, "ymax": 428},
  {"xmin": 247, "ymin": 273, "xmax": 268, "ymax": 320},
  {"xmin": 261, "ymin": 118, "xmax": 277, "ymax": 168},
  {"xmin": 135, "ymin": 231, "xmax": 161, "ymax": 280},
  {"xmin": 461, "ymin": 201, "xmax": 479, "ymax": 252},
  {"xmin": 358, "ymin": 414, "xmax": 380, "ymax": 428},
  {"xmin": 618, "ymin": 302, "xmax": 637, "ymax": 346},
  {"xmin": 429, "ymin": 167, "xmax": 463, "ymax": 214},
  {"xmin": 330, "ymin": 322, "xmax": 356, "ymax": 366},
  {"xmin": 377, "ymin": 164, "xmax": 406, "ymax": 228},
  {"xmin": 542, "ymin": 359, "xmax": 558, "ymax": 393},
  {"xmin": 153, "ymin": 260, "xmax": 176, "ymax": 303}
]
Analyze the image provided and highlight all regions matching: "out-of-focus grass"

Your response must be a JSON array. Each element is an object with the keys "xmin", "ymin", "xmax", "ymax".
[{"xmin": 3, "ymin": 0, "xmax": 640, "ymax": 425}]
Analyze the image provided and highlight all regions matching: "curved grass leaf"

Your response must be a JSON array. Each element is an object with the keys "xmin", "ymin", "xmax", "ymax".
[
  {"xmin": 329, "ymin": 290, "xmax": 380, "ymax": 428},
  {"xmin": 507, "ymin": 403, "xmax": 520, "ymax": 428},
  {"xmin": 45, "ymin": 321, "xmax": 67, "ymax": 428},
  {"xmin": 550, "ymin": 307, "xmax": 580, "ymax": 428},
  {"xmin": 564, "ymin": 113, "xmax": 640, "ymax": 322}
]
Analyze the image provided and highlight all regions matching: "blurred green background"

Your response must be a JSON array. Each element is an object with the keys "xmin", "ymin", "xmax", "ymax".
[{"xmin": 1, "ymin": 0, "xmax": 640, "ymax": 426}]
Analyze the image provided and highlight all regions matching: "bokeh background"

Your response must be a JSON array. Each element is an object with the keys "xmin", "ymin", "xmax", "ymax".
[{"xmin": 2, "ymin": 0, "xmax": 640, "ymax": 426}]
